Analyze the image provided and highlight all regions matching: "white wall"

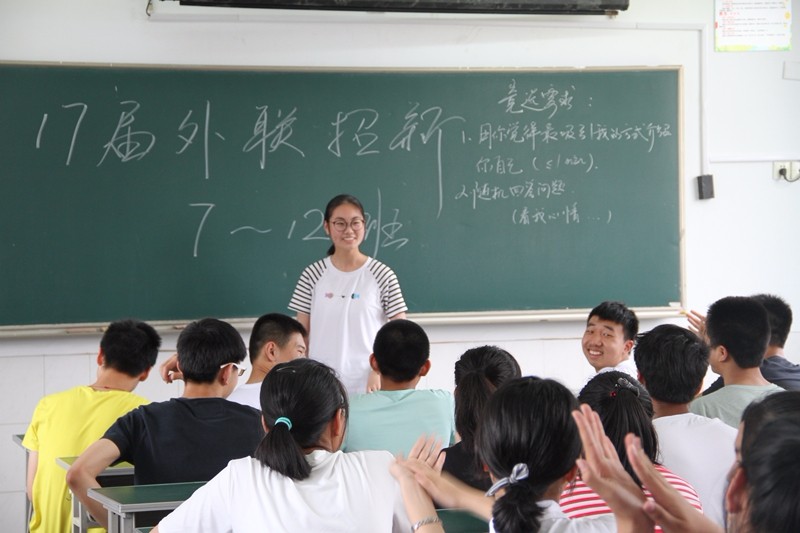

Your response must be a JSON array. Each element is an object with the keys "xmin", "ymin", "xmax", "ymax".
[{"xmin": 1, "ymin": 1, "xmax": 799, "ymax": 530}]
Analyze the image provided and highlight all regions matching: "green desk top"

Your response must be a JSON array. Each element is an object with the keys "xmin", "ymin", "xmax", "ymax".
[
  {"xmin": 88, "ymin": 482, "xmax": 204, "ymax": 514},
  {"xmin": 437, "ymin": 508, "xmax": 489, "ymax": 533},
  {"xmin": 56, "ymin": 456, "xmax": 135, "ymax": 475}
]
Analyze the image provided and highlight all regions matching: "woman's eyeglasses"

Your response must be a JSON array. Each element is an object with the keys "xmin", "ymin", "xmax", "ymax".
[{"xmin": 330, "ymin": 218, "xmax": 364, "ymax": 232}]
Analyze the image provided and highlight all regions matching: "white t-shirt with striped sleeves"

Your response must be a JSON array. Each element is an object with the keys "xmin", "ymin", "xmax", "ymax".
[
  {"xmin": 288, "ymin": 256, "xmax": 407, "ymax": 395},
  {"xmin": 560, "ymin": 464, "xmax": 703, "ymax": 533}
]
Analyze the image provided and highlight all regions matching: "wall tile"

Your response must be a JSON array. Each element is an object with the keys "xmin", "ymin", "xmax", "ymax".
[{"xmin": 0, "ymin": 357, "xmax": 44, "ymax": 425}]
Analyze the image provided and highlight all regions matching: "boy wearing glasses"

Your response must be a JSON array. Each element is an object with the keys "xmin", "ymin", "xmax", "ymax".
[{"xmin": 67, "ymin": 318, "xmax": 264, "ymax": 529}]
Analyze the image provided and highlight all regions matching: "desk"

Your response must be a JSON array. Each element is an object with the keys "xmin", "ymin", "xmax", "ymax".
[
  {"xmin": 57, "ymin": 456, "xmax": 134, "ymax": 533},
  {"xmin": 437, "ymin": 508, "xmax": 489, "ymax": 533},
  {"xmin": 88, "ymin": 482, "xmax": 204, "ymax": 533},
  {"xmin": 12, "ymin": 434, "xmax": 30, "ymax": 533}
]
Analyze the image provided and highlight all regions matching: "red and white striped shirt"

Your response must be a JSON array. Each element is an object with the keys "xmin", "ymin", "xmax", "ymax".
[{"xmin": 559, "ymin": 464, "xmax": 703, "ymax": 532}]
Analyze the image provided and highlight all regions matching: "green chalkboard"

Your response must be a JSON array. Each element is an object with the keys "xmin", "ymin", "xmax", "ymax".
[{"xmin": 0, "ymin": 63, "xmax": 681, "ymax": 327}]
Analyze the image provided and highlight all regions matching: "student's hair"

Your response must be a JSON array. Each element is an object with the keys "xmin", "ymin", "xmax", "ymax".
[
  {"xmin": 255, "ymin": 358, "xmax": 348, "ymax": 480},
  {"xmin": 634, "ymin": 324, "xmax": 709, "ymax": 404},
  {"xmin": 453, "ymin": 345, "xmax": 521, "ymax": 479},
  {"xmin": 371, "ymin": 319, "xmax": 430, "ymax": 382},
  {"xmin": 577, "ymin": 371, "xmax": 658, "ymax": 486},
  {"xmin": 706, "ymin": 296, "xmax": 769, "ymax": 368},
  {"xmin": 176, "ymin": 318, "xmax": 246, "ymax": 384},
  {"xmin": 730, "ymin": 392, "xmax": 800, "ymax": 533},
  {"xmin": 478, "ymin": 377, "xmax": 580, "ymax": 533},
  {"xmin": 751, "ymin": 293, "xmax": 793, "ymax": 348},
  {"xmin": 740, "ymin": 390, "xmax": 800, "ymax": 455},
  {"xmin": 324, "ymin": 194, "xmax": 365, "ymax": 256},
  {"xmin": 587, "ymin": 301, "xmax": 639, "ymax": 341},
  {"xmin": 100, "ymin": 319, "xmax": 161, "ymax": 376},
  {"xmin": 248, "ymin": 313, "xmax": 307, "ymax": 364},
  {"xmin": 740, "ymin": 417, "xmax": 800, "ymax": 533}
]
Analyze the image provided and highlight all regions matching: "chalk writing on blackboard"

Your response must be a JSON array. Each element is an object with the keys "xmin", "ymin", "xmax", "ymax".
[
  {"xmin": 190, "ymin": 188, "xmax": 409, "ymax": 258},
  {"xmin": 478, "ymin": 121, "xmax": 672, "ymax": 152},
  {"xmin": 328, "ymin": 108, "xmax": 381, "ymax": 157},
  {"xmin": 497, "ymin": 80, "xmax": 575, "ymax": 118},
  {"xmin": 176, "ymin": 100, "xmax": 226, "ymax": 181},
  {"xmin": 97, "ymin": 100, "xmax": 156, "ymax": 165},
  {"xmin": 29, "ymin": 86, "xmax": 674, "ymax": 253},
  {"xmin": 242, "ymin": 106, "xmax": 305, "ymax": 169}
]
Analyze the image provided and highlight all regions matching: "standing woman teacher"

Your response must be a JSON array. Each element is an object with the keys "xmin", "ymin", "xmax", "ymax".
[{"xmin": 289, "ymin": 194, "xmax": 407, "ymax": 395}]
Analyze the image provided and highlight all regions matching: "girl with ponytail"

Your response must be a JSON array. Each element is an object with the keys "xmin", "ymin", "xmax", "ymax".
[
  {"xmin": 154, "ymin": 358, "xmax": 411, "ymax": 533},
  {"xmin": 560, "ymin": 371, "xmax": 702, "ymax": 524},
  {"xmin": 394, "ymin": 376, "xmax": 618, "ymax": 533},
  {"xmin": 442, "ymin": 346, "xmax": 521, "ymax": 490}
]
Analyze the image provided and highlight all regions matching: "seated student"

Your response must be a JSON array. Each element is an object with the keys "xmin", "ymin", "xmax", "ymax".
[
  {"xmin": 342, "ymin": 319, "xmax": 456, "ymax": 455},
  {"xmin": 441, "ymin": 345, "xmax": 521, "ymax": 491},
  {"xmin": 633, "ymin": 324, "xmax": 737, "ymax": 527},
  {"xmin": 559, "ymin": 371, "xmax": 703, "ymax": 526},
  {"xmin": 226, "ymin": 313, "xmax": 307, "ymax": 409},
  {"xmin": 689, "ymin": 296, "xmax": 784, "ymax": 427},
  {"xmin": 22, "ymin": 319, "xmax": 160, "ymax": 533},
  {"xmin": 575, "ymin": 390, "xmax": 800, "ymax": 533},
  {"xmin": 394, "ymin": 377, "xmax": 620, "ymax": 532},
  {"xmin": 153, "ymin": 358, "xmax": 412, "ymax": 533},
  {"xmin": 67, "ymin": 318, "xmax": 264, "ymax": 529},
  {"xmin": 697, "ymin": 293, "xmax": 800, "ymax": 394},
  {"xmin": 581, "ymin": 301, "xmax": 639, "ymax": 379}
]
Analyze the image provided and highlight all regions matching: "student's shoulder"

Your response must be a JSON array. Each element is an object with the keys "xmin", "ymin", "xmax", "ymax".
[
  {"xmin": 365, "ymin": 257, "xmax": 399, "ymax": 277},
  {"xmin": 339, "ymin": 448, "xmax": 395, "ymax": 470},
  {"xmin": 31, "ymin": 385, "xmax": 98, "ymax": 414},
  {"xmin": 223, "ymin": 398, "xmax": 262, "ymax": 418},
  {"xmin": 299, "ymin": 258, "xmax": 329, "ymax": 277}
]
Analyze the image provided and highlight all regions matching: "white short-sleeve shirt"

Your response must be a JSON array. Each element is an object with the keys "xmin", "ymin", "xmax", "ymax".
[
  {"xmin": 288, "ymin": 256, "xmax": 407, "ymax": 395},
  {"xmin": 158, "ymin": 450, "xmax": 410, "ymax": 533}
]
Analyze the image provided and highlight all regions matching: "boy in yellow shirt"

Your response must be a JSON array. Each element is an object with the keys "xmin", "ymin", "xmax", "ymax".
[{"xmin": 22, "ymin": 319, "xmax": 160, "ymax": 533}]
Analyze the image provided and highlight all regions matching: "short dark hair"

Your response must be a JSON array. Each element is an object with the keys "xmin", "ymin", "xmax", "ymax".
[
  {"xmin": 587, "ymin": 301, "xmax": 639, "ymax": 341},
  {"xmin": 578, "ymin": 371, "xmax": 657, "ymax": 486},
  {"xmin": 248, "ymin": 313, "xmax": 307, "ymax": 364},
  {"xmin": 453, "ymin": 346, "xmax": 521, "ymax": 480},
  {"xmin": 100, "ymin": 319, "xmax": 161, "ymax": 376},
  {"xmin": 751, "ymin": 293, "xmax": 793, "ymax": 348},
  {"xmin": 706, "ymin": 296, "xmax": 769, "ymax": 368},
  {"xmin": 479, "ymin": 377, "xmax": 580, "ymax": 533},
  {"xmin": 255, "ymin": 358, "xmax": 348, "ymax": 480},
  {"xmin": 371, "ymin": 319, "xmax": 430, "ymax": 382},
  {"xmin": 739, "ymin": 391, "xmax": 800, "ymax": 532},
  {"xmin": 634, "ymin": 324, "xmax": 709, "ymax": 404},
  {"xmin": 176, "ymin": 318, "xmax": 246, "ymax": 384}
]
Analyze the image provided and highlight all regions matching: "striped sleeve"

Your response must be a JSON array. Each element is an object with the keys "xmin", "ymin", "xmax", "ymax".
[
  {"xmin": 288, "ymin": 260, "xmax": 327, "ymax": 315},
  {"xmin": 368, "ymin": 259, "xmax": 408, "ymax": 317},
  {"xmin": 562, "ymin": 469, "xmax": 703, "ymax": 531},
  {"xmin": 559, "ymin": 479, "xmax": 612, "ymax": 519},
  {"xmin": 650, "ymin": 465, "xmax": 704, "ymax": 513}
]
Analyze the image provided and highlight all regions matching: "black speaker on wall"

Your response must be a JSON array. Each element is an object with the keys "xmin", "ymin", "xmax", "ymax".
[{"xmin": 697, "ymin": 174, "xmax": 715, "ymax": 200}]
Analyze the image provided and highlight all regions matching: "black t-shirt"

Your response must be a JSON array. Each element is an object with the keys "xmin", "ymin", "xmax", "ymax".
[
  {"xmin": 442, "ymin": 441, "xmax": 492, "ymax": 492},
  {"xmin": 103, "ymin": 397, "xmax": 264, "ymax": 484}
]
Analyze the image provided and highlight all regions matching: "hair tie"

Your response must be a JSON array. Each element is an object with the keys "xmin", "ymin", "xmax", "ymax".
[
  {"xmin": 274, "ymin": 416, "xmax": 293, "ymax": 430},
  {"xmin": 485, "ymin": 463, "xmax": 529, "ymax": 497},
  {"xmin": 612, "ymin": 377, "xmax": 640, "ymax": 397}
]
